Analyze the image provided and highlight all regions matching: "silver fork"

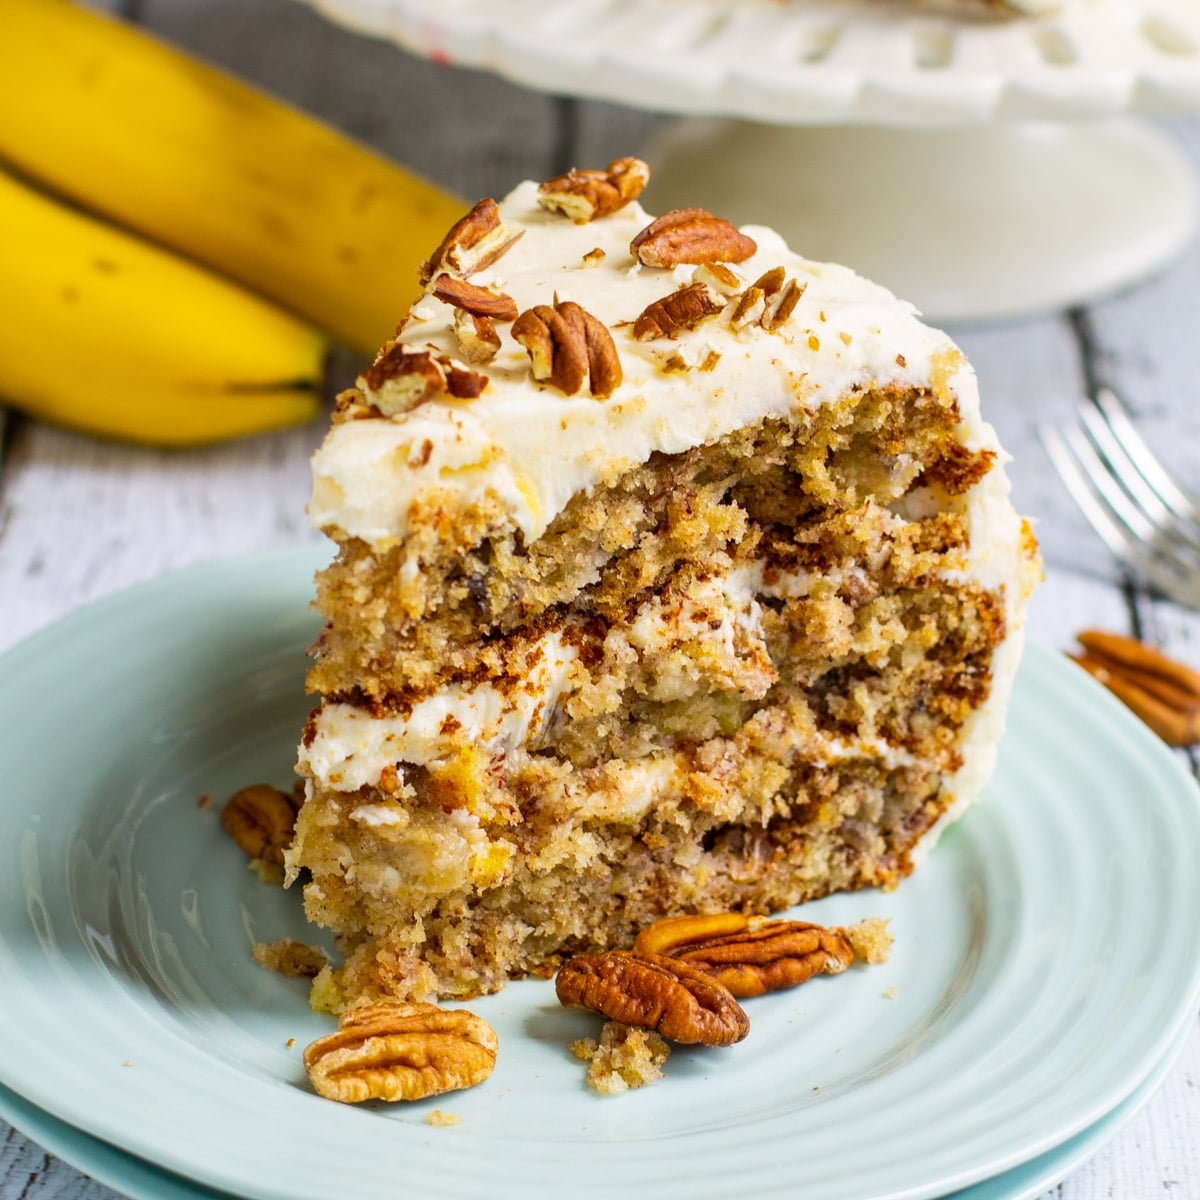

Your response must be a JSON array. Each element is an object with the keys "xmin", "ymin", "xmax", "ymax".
[{"xmin": 1040, "ymin": 386, "xmax": 1200, "ymax": 608}]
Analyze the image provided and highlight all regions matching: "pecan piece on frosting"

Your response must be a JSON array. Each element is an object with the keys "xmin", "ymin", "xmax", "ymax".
[
  {"xmin": 432, "ymin": 273, "xmax": 518, "ymax": 322},
  {"xmin": 359, "ymin": 343, "xmax": 488, "ymax": 414},
  {"xmin": 512, "ymin": 300, "xmax": 622, "ymax": 398},
  {"xmin": 692, "ymin": 262, "xmax": 744, "ymax": 296},
  {"xmin": 221, "ymin": 783, "xmax": 297, "ymax": 867},
  {"xmin": 419, "ymin": 198, "xmax": 523, "ymax": 287},
  {"xmin": 538, "ymin": 156, "xmax": 650, "ymax": 223},
  {"xmin": 304, "ymin": 1002, "xmax": 497, "ymax": 1104},
  {"xmin": 555, "ymin": 950, "xmax": 749, "ymax": 1046},
  {"xmin": 633, "ymin": 913, "xmax": 855, "ymax": 999},
  {"xmin": 631, "ymin": 208, "xmax": 757, "ymax": 268},
  {"xmin": 1071, "ymin": 630, "xmax": 1200, "ymax": 747},
  {"xmin": 453, "ymin": 308, "xmax": 501, "ymax": 364},
  {"xmin": 633, "ymin": 282, "xmax": 725, "ymax": 341}
]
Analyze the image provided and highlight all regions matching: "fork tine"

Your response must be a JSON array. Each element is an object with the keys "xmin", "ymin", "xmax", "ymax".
[
  {"xmin": 1092, "ymin": 387, "xmax": 1200, "ymax": 524},
  {"xmin": 1076, "ymin": 397, "xmax": 1200, "ymax": 554},
  {"xmin": 1040, "ymin": 425, "xmax": 1161, "ymax": 565},
  {"xmin": 1040, "ymin": 424, "xmax": 1200, "ymax": 600}
]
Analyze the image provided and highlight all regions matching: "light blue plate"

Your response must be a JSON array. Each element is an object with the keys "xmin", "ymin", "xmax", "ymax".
[
  {"xmin": 1, "ymin": 1020, "xmax": 1190, "ymax": 1200},
  {"xmin": 0, "ymin": 546, "xmax": 1198, "ymax": 1200}
]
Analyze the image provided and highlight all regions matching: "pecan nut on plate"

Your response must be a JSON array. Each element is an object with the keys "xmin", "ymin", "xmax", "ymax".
[{"xmin": 555, "ymin": 949, "xmax": 749, "ymax": 1046}]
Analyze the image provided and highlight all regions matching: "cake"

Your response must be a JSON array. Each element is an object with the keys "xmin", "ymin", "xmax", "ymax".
[{"xmin": 288, "ymin": 158, "xmax": 1039, "ymax": 1011}]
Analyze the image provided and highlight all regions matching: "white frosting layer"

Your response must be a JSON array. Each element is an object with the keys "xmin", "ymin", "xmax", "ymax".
[
  {"xmin": 302, "ymin": 631, "xmax": 579, "ymax": 791},
  {"xmin": 309, "ymin": 180, "xmax": 998, "ymax": 548}
]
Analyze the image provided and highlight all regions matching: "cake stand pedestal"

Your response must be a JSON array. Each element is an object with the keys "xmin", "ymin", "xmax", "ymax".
[{"xmin": 643, "ymin": 117, "xmax": 1197, "ymax": 323}]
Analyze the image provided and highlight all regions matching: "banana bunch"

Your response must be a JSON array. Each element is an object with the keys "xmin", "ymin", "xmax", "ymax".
[{"xmin": 0, "ymin": 0, "xmax": 465, "ymax": 445}]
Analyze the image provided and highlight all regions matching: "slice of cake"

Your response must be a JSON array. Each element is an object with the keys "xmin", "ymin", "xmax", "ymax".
[{"xmin": 289, "ymin": 158, "xmax": 1039, "ymax": 1010}]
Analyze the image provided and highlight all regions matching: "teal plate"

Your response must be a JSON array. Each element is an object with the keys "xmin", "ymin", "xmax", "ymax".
[
  {"xmin": 1, "ymin": 547, "xmax": 1199, "ymax": 1200},
  {"xmin": 4, "ymin": 1018, "xmax": 1186, "ymax": 1200}
]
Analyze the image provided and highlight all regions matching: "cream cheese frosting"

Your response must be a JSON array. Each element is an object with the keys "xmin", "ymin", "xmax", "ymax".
[{"xmin": 309, "ymin": 180, "xmax": 999, "ymax": 550}]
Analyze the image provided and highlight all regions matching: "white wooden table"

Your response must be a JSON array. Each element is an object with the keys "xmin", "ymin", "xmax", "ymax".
[{"xmin": 1, "ymin": 2, "xmax": 1198, "ymax": 1196}]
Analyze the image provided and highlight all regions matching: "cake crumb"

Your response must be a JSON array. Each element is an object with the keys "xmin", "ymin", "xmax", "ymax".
[
  {"xmin": 122, "ymin": 1060, "xmax": 134, "ymax": 1068},
  {"xmin": 253, "ymin": 938, "xmax": 329, "ymax": 979},
  {"xmin": 426, "ymin": 1109, "xmax": 461, "ymax": 1127},
  {"xmin": 844, "ymin": 917, "xmax": 893, "ymax": 965},
  {"xmin": 883, "ymin": 986, "xmax": 898, "ymax": 1000},
  {"xmin": 570, "ymin": 1021, "xmax": 670, "ymax": 1095},
  {"xmin": 196, "ymin": 793, "xmax": 214, "ymax": 810},
  {"xmin": 286, "ymin": 1037, "xmax": 296, "ymax": 1048}
]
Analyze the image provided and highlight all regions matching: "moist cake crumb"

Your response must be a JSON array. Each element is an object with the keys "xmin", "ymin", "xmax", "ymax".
[
  {"xmin": 252, "ymin": 938, "xmax": 329, "ymax": 979},
  {"xmin": 570, "ymin": 1022, "xmax": 671, "ymax": 1095},
  {"xmin": 844, "ymin": 918, "xmax": 894, "ymax": 965}
]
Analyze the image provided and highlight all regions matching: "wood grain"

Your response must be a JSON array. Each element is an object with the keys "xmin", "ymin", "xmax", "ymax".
[{"xmin": 0, "ymin": 2, "xmax": 1197, "ymax": 1197}]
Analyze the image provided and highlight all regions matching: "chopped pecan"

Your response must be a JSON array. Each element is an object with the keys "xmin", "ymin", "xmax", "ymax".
[
  {"xmin": 692, "ymin": 262, "xmax": 744, "ymax": 296},
  {"xmin": 555, "ymin": 950, "xmax": 749, "ymax": 1046},
  {"xmin": 633, "ymin": 914, "xmax": 855, "ymax": 998},
  {"xmin": 538, "ymin": 157, "xmax": 650, "ymax": 223},
  {"xmin": 304, "ymin": 1002, "xmax": 498, "ymax": 1104},
  {"xmin": 432, "ymin": 273, "xmax": 517, "ymax": 322},
  {"xmin": 633, "ymin": 282, "xmax": 725, "ymax": 340},
  {"xmin": 330, "ymin": 387, "xmax": 378, "ymax": 424},
  {"xmin": 360, "ymin": 344, "xmax": 487, "ymax": 413},
  {"xmin": 512, "ymin": 300, "xmax": 622, "ymax": 398},
  {"xmin": 420, "ymin": 198, "xmax": 523, "ymax": 287},
  {"xmin": 1071, "ymin": 630, "xmax": 1200, "ymax": 747},
  {"xmin": 763, "ymin": 279, "xmax": 805, "ymax": 331},
  {"xmin": 753, "ymin": 266, "xmax": 787, "ymax": 296},
  {"xmin": 453, "ymin": 308, "xmax": 501, "ymax": 364},
  {"xmin": 728, "ymin": 267, "xmax": 806, "ymax": 333},
  {"xmin": 221, "ymin": 783, "xmax": 296, "ymax": 867},
  {"xmin": 631, "ymin": 208, "xmax": 757, "ymax": 268},
  {"xmin": 729, "ymin": 286, "xmax": 766, "ymax": 330}
]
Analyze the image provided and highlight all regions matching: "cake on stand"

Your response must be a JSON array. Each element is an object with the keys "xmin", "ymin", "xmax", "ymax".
[{"xmin": 297, "ymin": 0, "xmax": 1200, "ymax": 322}]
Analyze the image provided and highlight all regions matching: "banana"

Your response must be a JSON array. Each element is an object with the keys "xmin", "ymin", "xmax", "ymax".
[
  {"xmin": 0, "ymin": 168, "xmax": 327, "ymax": 445},
  {"xmin": 0, "ymin": 0, "xmax": 465, "ymax": 356}
]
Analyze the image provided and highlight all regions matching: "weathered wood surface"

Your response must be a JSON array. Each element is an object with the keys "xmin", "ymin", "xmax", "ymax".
[{"xmin": 0, "ymin": 2, "xmax": 1197, "ymax": 1197}]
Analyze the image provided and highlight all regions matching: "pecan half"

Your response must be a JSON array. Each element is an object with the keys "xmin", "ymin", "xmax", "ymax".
[
  {"xmin": 420, "ymin": 198, "xmax": 523, "ymax": 287},
  {"xmin": 512, "ymin": 300, "xmax": 622, "ymax": 398},
  {"xmin": 221, "ymin": 784, "xmax": 297, "ymax": 867},
  {"xmin": 432, "ymin": 273, "xmax": 518, "ymax": 322},
  {"xmin": 453, "ymin": 308, "xmax": 501, "ymax": 364},
  {"xmin": 1071, "ymin": 630, "xmax": 1200, "ymax": 747},
  {"xmin": 538, "ymin": 157, "xmax": 650, "ymax": 223},
  {"xmin": 633, "ymin": 914, "xmax": 855, "ymax": 998},
  {"xmin": 631, "ymin": 208, "xmax": 757, "ymax": 268},
  {"xmin": 555, "ymin": 950, "xmax": 749, "ymax": 1046},
  {"xmin": 304, "ymin": 1002, "xmax": 498, "ymax": 1104},
  {"xmin": 633, "ymin": 282, "xmax": 724, "ymax": 340},
  {"xmin": 360, "ymin": 344, "xmax": 487, "ymax": 413}
]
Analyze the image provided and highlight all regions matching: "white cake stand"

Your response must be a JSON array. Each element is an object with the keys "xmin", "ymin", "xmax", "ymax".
[{"xmin": 300, "ymin": 0, "xmax": 1200, "ymax": 322}]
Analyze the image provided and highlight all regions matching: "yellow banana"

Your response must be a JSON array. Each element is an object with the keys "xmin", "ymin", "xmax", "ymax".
[
  {"xmin": 0, "ymin": 0, "xmax": 465, "ymax": 356},
  {"xmin": 0, "ymin": 168, "xmax": 327, "ymax": 445}
]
